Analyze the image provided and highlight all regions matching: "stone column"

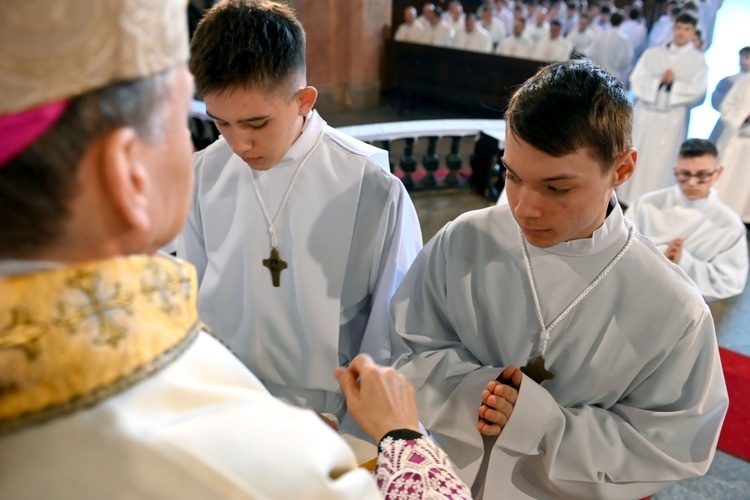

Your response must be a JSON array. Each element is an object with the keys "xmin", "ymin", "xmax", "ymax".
[{"xmin": 293, "ymin": 0, "xmax": 392, "ymax": 112}]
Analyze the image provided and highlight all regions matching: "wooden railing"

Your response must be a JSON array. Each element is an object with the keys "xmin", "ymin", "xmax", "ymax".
[{"xmin": 338, "ymin": 119, "xmax": 504, "ymax": 194}]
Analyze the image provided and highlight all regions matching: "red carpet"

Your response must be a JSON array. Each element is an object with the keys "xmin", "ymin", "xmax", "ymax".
[{"xmin": 717, "ymin": 347, "xmax": 750, "ymax": 461}]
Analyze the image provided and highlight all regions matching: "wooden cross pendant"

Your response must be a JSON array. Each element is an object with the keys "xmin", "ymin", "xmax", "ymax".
[
  {"xmin": 262, "ymin": 247, "xmax": 287, "ymax": 287},
  {"xmin": 520, "ymin": 356, "xmax": 554, "ymax": 384}
]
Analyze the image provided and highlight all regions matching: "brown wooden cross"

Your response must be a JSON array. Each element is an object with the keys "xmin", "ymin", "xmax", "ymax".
[
  {"xmin": 520, "ymin": 356, "xmax": 555, "ymax": 384},
  {"xmin": 262, "ymin": 247, "xmax": 288, "ymax": 287}
]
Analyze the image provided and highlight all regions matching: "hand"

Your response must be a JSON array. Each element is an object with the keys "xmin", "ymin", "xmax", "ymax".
[
  {"xmin": 661, "ymin": 69, "xmax": 675, "ymax": 85},
  {"xmin": 664, "ymin": 237, "xmax": 683, "ymax": 263},
  {"xmin": 335, "ymin": 354, "xmax": 420, "ymax": 442},
  {"xmin": 477, "ymin": 366, "xmax": 522, "ymax": 437}
]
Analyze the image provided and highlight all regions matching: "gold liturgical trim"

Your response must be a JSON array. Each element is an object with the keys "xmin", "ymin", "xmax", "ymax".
[{"xmin": 0, "ymin": 255, "xmax": 200, "ymax": 435}]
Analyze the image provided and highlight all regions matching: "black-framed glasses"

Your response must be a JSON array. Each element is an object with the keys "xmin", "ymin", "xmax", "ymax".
[{"xmin": 674, "ymin": 166, "xmax": 719, "ymax": 184}]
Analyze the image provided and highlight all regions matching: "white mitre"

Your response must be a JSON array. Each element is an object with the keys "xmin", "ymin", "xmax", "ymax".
[{"xmin": 0, "ymin": 0, "xmax": 189, "ymax": 115}]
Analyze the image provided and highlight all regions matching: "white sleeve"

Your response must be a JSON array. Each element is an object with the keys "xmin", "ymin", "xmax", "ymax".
[
  {"xmin": 669, "ymin": 55, "xmax": 708, "ymax": 107},
  {"xmin": 679, "ymin": 226, "xmax": 749, "ymax": 301},
  {"xmin": 493, "ymin": 306, "xmax": 727, "ymax": 498},
  {"xmin": 175, "ymin": 150, "xmax": 208, "ymax": 285},
  {"xmin": 343, "ymin": 168, "xmax": 423, "ymax": 366},
  {"xmin": 375, "ymin": 437, "xmax": 472, "ymax": 499},
  {"xmin": 629, "ymin": 51, "xmax": 662, "ymax": 103},
  {"xmin": 720, "ymin": 77, "xmax": 750, "ymax": 132}
]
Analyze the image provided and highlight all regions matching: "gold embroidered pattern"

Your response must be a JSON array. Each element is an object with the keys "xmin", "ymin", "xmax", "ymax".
[
  {"xmin": 0, "ymin": 255, "xmax": 199, "ymax": 435},
  {"xmin": 141, "ymin": 260, "xmax": 192, "ymax": 315},
  {"xmin": 0, "ymin": 309, "xmax": 48, "ymax": 361},
  {"xmin": 56, "ymin": 270, "xmax": 134, "ymax": 347}
]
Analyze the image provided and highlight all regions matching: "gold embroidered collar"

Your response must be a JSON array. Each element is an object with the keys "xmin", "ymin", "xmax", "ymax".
[{"xmin": 0, "ymin": 255, "xmax": 200, "ymax": 435}]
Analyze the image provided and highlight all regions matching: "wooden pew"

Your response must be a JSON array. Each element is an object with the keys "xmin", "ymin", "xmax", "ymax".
[{"xmin": 384, "ymin": 40, "xmax": 546, "ymax": 115}]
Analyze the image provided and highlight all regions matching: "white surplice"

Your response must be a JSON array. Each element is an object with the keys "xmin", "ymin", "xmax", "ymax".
[
  {"xmin": 565, "ymin": 26, "xmax": 598, "ymax": 55},
  {"xmin": 391, "ymin": 199, "xmax": 727, "ymax": 499},
  {"xmin": 523, "ymin": 23, "xmax": 550, "ymax": 45},
  {"xmin": 454, "ymin": 26, "xmax": 493, "ymax": 53},
  {"xmin": 619, "ymin": 42, "xmax": 707, "ymax": 204},
  {"xmin": 177, "ymin": 110, "xmax": 422, "ymax": 425},
  {"xmin": 587, "ymin": 27, "xmax": 634, "ymax": 84},
  {"xmin": 715, "ymin": 75, "xmax": 750, "ymax": 222},
  {"xmin": 1, "ymin": 332, "xmax": 387, "ymax": 499},
  {"xmin": 481, "ymin": 18, "xmax": 507, "ymax": 47},
  {"xmin": 626, "ymin": 185, "xmax": 748, "ymax": 301},
  {"xmin": 394, "ymin": 20, "xmax": 428, "ymax": 44},
  {"xmin": 426, "ymin": 20, "xmax": 455, "ymax": 47},
  {"xmin": 496, "ymin": 34, "xmax": 534, "ymax": 58},
  {"xmin": 708, "ymin": 72, "xmax": 748, "ymax": 143},
  {"xmin": 530, "ymin": 36, "xmax": 572, "ymax": 62}
]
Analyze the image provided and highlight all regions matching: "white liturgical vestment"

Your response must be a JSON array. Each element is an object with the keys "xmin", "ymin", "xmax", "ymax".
[
  {"xmin": 178, "ymin": 110, "xmax": 422, "ymax": 425},
  {"xmin": 715, "ymin": 75, "xmax": 750, "ymax": 222},
  {"xmin": 530, "ymin": 36, "xmax": 572, "ymax": 62},
  {"xmin": 626, "ymin": 186, "xmax": 748, "ymax": 301},
  {"xmin": 391, "ymin": 199, "xmax": 728, "ymax": 499},
  {"xmin": 454, "ymin": 26, "xmax": 493, "ymax": 53},
  {"xmin": 587, "ymin": 27, "xmax": 634, "ymax": 84},
  {"xmin": 496, "ymin": 35, "xmax": 534, "ymax": 58},
  {"xmin": 394, "ymin": 20, "xmax": 428, "ymax": 44},
  {"xmin": 0, "ymin": 257, "xmax": 469, "ymax": 499},
  {"xmin": 619, "ymin": 42, "xmax": 707, "ymax": 204}
]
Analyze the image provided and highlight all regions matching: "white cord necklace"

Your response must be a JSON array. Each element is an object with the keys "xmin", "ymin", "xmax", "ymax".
[
  {"xmin": 252, "ymin": 129, "xmax": 324, "ymax": 287},
  {"xmin": 517, "ymin": 222, "xmax": 635, "ymax": 383}
]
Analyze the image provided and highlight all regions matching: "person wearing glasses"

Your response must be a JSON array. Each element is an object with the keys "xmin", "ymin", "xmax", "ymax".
[{"xmin": 626, "ymin": 138, "xmax": 748, "ymax": 301}]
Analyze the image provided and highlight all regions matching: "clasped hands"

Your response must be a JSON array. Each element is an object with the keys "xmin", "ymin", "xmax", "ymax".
[
  {"xmin": 664, "ymin": 237, "xmax": 683, "ymax": 264},
  {"xmin": 478, "ymin": 366, "xmax": 523, "ymax": 437}
]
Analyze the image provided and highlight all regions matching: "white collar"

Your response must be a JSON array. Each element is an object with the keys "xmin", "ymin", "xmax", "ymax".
[
  {"xmin": 673, "ymin": 184, "xmax": 714, "ymax": 208},
  {"xmin": 271, "ymin": 110, "xmax": 326, "ymax": 172},
  {"xmin": 531, "ymin": 194, "xmax": 628, "ymax": 257}
]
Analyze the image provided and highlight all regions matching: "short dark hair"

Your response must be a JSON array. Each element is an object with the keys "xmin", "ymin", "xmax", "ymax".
[
  {"xmin": 740, "ymin": 46, "xmax": 750, "ymax": 57},
  {"xmin": 679, "ymin": 138, "xmax": 718, "ymax": 159},
  {"xmin": 505, "ymin": 59, "xmax": 633, "ymax": 169},
  {"xmin": 0, "ymin": 72, "xmax": 173, "ymax": 259},
  {"xmin": 610, "ymin": 12, "xmax": 624, "ymax": 27},
  {"xmin": 629, "ymin": 8, "xmax": 640, "ymax": 21},
  {"xmin": 675, "ymin": 11, "xmax": 698, "ymax": 27},
  {"xmin": 189, "ymin": 0, "xmax": 306, "ymax": 98}
]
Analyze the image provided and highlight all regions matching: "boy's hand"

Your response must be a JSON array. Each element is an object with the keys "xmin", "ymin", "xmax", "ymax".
[
  {"xmin": 478, "ymin": 366, "xmax": 522, "ymax": 437},
  {"xmin": 665, "ymin": 237, "xmax": 683, "ymax": 263}
]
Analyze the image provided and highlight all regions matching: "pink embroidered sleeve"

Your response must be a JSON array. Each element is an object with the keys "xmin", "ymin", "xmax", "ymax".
[{"xmin": 374, "ymin": 437, "xmax": 472, "ymax": 499}]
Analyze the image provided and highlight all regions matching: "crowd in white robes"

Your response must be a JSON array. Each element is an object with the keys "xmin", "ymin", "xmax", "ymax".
[
  {"xmin": 715, "ymin": 75, "xmax": 750, "ymax": 222},
  {"xmin": 626, "ymin": 185, "xmax": 749, "ymax": 301},
  {"xmin": 390, "ymin": 1, "xmax": 725, "ymax": 93},
  {"xmin": 619, "ymin": 42, "xmax": 707, "ymax": 204},
  {"xmin": 391, "ymin": 200, "xmax": 728, "ymax": 499},
  {"xmin": 177, "ymin": 110, "xmax": 422, "ymax": 428}
]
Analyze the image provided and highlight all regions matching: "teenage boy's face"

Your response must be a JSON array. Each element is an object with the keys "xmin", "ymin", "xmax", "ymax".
[
  {"xmin": 673, "ymin": 22, "xmax": 695, "ymax": 47},
  {"xmin": 502, "ymin": 131, "xmax": 633, "ymax": 248},
  {"xmin": 674, "ymin": 154, "xmax": 722, "ymax": 200},
  {"xmin": 204, "ymin": 84, "xmax": 316, "ymax": 171},
  {"xmin": 740, "ymin": 52, "xmax": 750, "ymax": 73}
]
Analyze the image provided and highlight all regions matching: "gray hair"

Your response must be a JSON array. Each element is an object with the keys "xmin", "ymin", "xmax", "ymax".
[{"xmin": 0, "ymin": 68, "xmax": 175, "ymax": 258}]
